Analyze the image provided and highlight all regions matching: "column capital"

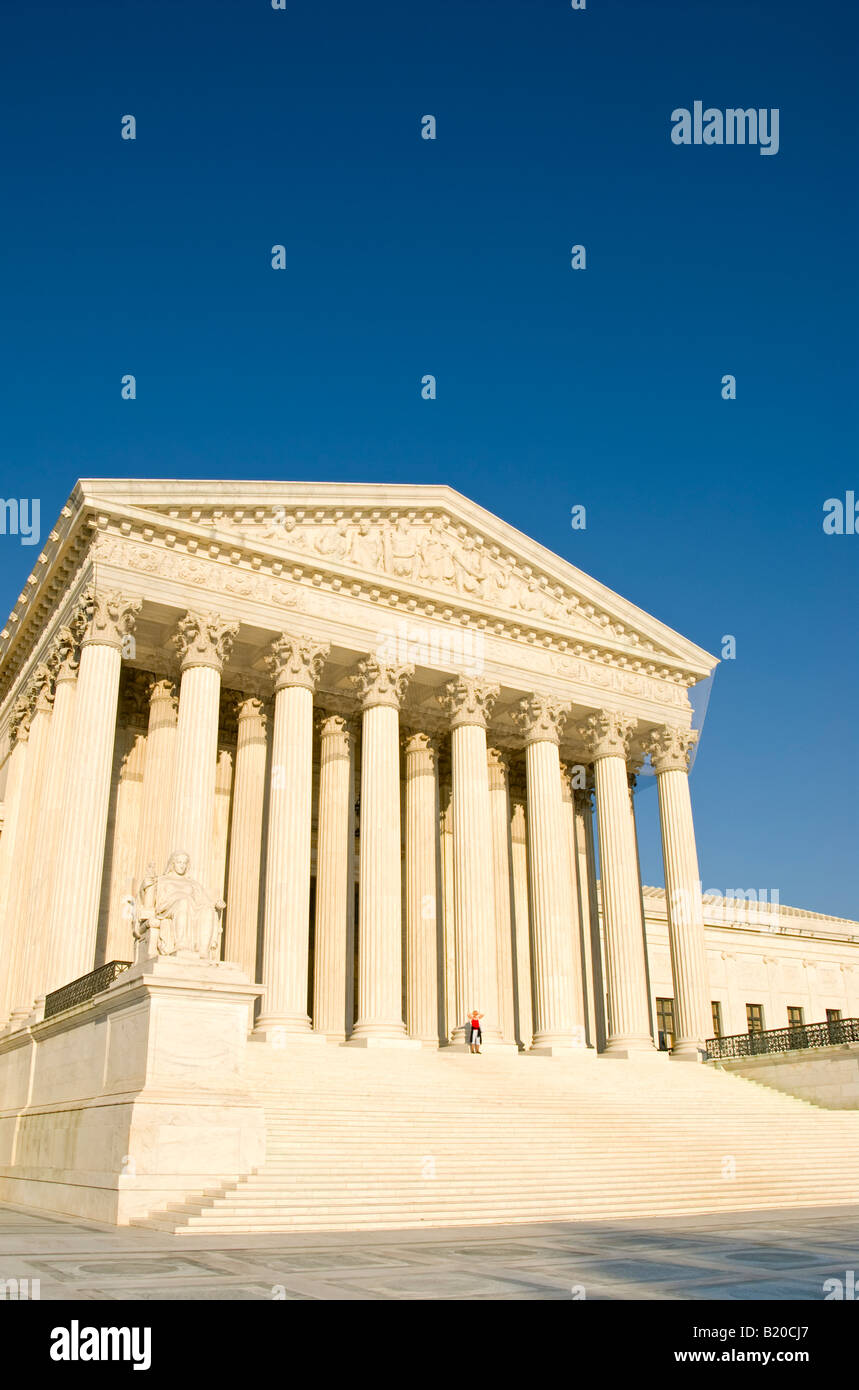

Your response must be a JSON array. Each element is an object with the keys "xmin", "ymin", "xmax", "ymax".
[
  {"xmin": 236, "ymin": 693, "xmax": 267, "ymax": 726},
  {"xmin": 9, "ymin": 692, "xmax": 34, "ymax": 743},
  {"xmin": 53, "ymin": 623, "xmax": 83, "ymax": 683},
  {"xmin": 173, "ymin": 610, "xmax": 238, "ymax": 671},
  {"xmin": 486, "ymin": 746, "xmax": 509, "ymax": 791},
  {"xmin": 578, "ymin": 709, "xmax": 638, "ymax": 760},
  {"xmin": 352, "ymin": 657, "xmax": 413, "ymax": 709},
  {"xmin": 513, "ymin": 693, "xmax": 571, "ymax": 746},
  {"xmin": 573, "ymin": 786, "xmax": 594, "ymax": 816},
  {"xmin": 644, "ymin": 724, "xmax": 699, "ymax": 774},
  {"xmin": 30, "ymin": 662, "xmax": 56, "ymax": 715},
  {"xmin": 317, "ymin": 711, "xmax": 356, "ymax": 752},
  {"xmin": 148, "ymin": 676, "xmax": 178, "ymax": 708},
  {"xmin": 403, "ymin": 730, "xmax": 438, "ymax": 765},
  {"xmin": 439, "ymin": 675, "xmax": 499, "ymax": 729},
  {"xmin": 81, "ymin": 588, "xmax": 142, "ymax": 651},
  {"xmin": 266, "ymin": 632, "xmax": 329, "ymax": 691}
]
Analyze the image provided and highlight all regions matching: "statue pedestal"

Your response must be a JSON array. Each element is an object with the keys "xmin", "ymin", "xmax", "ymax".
[{"xmin": 0, "ymin": 956, "xmax": 265, "ymax": 1226}]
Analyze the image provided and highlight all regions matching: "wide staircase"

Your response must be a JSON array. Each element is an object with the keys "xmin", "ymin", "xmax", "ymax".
[{"xmin": 135, "ymin": 1041, "xmax": 859, "ymax": 1234}]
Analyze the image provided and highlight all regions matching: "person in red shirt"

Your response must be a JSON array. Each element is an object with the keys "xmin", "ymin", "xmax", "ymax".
[{"xmin": 468, "ymin": 1009, "xmax": 484, "ymax": 1053}]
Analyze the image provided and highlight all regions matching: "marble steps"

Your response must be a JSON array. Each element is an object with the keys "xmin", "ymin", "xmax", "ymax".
[
  {"xmin": 139, "ymin": 1186, "xmax": 859, "ymax": 1234},
  {"xmin": 133, "ymin": 1048, "xmax": 859, "ymax": 1233}
]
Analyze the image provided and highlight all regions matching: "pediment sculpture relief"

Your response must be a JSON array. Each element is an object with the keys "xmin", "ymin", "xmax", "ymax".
[{"xmin": 218, "ymin": 509, "xmax": 635, "ymax": 639}]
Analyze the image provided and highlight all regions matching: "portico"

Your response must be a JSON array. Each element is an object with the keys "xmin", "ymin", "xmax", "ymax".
[{"xmin": 0, "ymin": 481, "xmax": 718, "ymax": 1057}]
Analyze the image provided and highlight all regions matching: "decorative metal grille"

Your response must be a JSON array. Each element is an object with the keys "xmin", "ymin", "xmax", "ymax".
[
  {"xmin": 43, "ymin": 961, "xmax": 132, "ymax": 1020},
  {"xmin": 705, "ymin": 1016, "xmax": 859, "ymax": 1061}
]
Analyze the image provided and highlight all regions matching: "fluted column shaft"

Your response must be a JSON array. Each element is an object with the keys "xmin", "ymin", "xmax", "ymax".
[
  {"xmin": 487, "ymin": 750, "xmax": 516, "ymax": 1044},
  {"xmin": 351, "ymin": 659, "xmax": 413, "ymax": 1043},
  {"xmin": 442, "ymin": 677, "xmax": 502, "ymax": 1044},
  {"xmin": 583, "ymin": 711, "xmax": 654, "ymax": 1055},
  {"xmin": 439, "ymin": 775, "xmax": 457, "ymax": 1040},
  {"xmin": 31, "ymin": 664, "xmax": 78, "ymax": 990},
  {"xmin": 257, "ymin": 635, "xmax": 328, "ymax": 1035},
  {"xmin": 313, "ymin": 714, "xmax": 356, "ymax": 1040},
  {"xmin": 47, "ymin": 591, "xmax": 141, "ymax": 992},
  {"xmin": 516, "ymin": 695, "xmax": 586, "ymax": 1052},
  {"xmin": 509, "ymin": 794, "xmax": 533, "ymax": 1049},
  {"xmin": 574, "ymin": 787, "xmax": 606, "ymax": 1052},
  {"xmin": 404, "ymin": 732, "xmax": 440, "ymax": 1043},
  {"xmin": 559, "ymin": 764, "xmax": 588, "ymax": 1041},
  {"xmin": 137, "ymin": 679, "xmax": 178, "ymax": 881},
  {"xmin": 3, "ymin": 682, "xmax": 53, "ymax": 1023},
  {"xmin": 0, "ymin": 726, "xmax": 28, "ymax": 937},
  {"xmin": 647, "ymin": 726, "xmax": 711, "ymax": 1055},
  {"xmin": 170, "ymin": 675, "xmax": 220, "ymax": 896},
  {"xmin": 224, "ymin": 697, "xmax": 267, "ymax": 981}
]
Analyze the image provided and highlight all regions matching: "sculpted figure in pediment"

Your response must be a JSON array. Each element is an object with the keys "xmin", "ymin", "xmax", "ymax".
[
  {"xmin": 314, "ymin": 518, "xmax": 351, "ymax": 560},
  {"xmin": 349, "ymin": 519, "xmax": 384, "ymax": 571},
  {"xmin": 385, "ymin": 516, "xmax": 419, "ymax": 580},
  {"xmin": 450, "ymin": 534, "xmax": 485, "ymax": 595},
  {"xmin": 418, "ymin": 515, "xmax": 457, "ymax": 586},
  {"xmin": 261, "ymin": 511, "xmax": 308, "ymax": 548}
]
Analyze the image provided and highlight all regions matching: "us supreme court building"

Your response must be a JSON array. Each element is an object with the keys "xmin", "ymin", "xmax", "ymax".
[
  {"xmin": 0, "ymin": 481, "xmax": 856, "ymax": 1229},
  {"xmin": 0, "ymin": 480, "xmax": 856, "ymax": 1052}
]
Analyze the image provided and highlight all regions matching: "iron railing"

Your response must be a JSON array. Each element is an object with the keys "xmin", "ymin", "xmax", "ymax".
[
  {"xmin": 43, "ymin": 960, "xmax": 132, "ymax": 1020},
  {"xmin": 705, "ymin": 1017, "xmax": 859, "ymax": 1061}
]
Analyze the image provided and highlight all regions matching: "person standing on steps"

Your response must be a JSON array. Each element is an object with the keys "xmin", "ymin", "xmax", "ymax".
[{"xmin": 468, "ymin": 1009, "xmax": 484, "ymax": 1053}]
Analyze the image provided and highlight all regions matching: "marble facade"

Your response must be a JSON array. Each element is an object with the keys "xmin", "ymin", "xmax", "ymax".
[{"xmin": 0, "ymin": 481, "xmax": 854, "ymax": 1057}]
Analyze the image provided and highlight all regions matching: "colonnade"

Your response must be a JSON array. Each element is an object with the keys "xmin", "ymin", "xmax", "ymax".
[{"xmin": 0, "ymin": 591, "xmax": 709, "ymax": 1057}]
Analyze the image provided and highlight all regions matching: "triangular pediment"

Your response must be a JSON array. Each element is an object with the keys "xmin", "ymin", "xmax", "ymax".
[{"xmin": 0, "ymin": 481, "xmax": 717, "ymax": 708}]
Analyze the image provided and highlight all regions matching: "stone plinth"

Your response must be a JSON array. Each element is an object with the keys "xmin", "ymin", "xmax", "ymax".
[{"xmin": 0, "ymin": 956, "xmax": 264, "ymax": 1225}]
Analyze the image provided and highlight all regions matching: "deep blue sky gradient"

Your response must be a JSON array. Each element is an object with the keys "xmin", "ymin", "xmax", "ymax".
[{"xmin": 0, "ymin": 0, "xmax": 856, "ymax": 915}]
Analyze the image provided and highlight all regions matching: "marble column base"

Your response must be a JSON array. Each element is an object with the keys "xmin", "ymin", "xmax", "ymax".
[
  {"xmin": 529, "ymin": 1044, "xmax": 597, "ymax": 1058},
  {"xmin": 254, "ymin": 1021, "xmax": 328, "ymax": 1046},
  {"xmin": 601, "ymin": 1037, "xmax": 661, "ymax": 1059},
  {"xmin": 670, "ymin": 1043, "xmax": 707, "ymax": 1062}
]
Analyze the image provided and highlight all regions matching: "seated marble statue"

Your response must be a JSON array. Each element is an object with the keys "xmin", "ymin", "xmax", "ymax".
[{"xmin": 135, "ymin": 851, "xmax": 225, "ymax": 961}]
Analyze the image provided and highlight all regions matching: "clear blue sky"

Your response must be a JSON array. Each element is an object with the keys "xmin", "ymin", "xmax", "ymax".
[{"xmin": 0, "ymin": 0, "xmax": 856, "ymax": 917}]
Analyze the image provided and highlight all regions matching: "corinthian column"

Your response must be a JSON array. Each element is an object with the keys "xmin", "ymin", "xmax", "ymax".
[
  {"xmin": 256, "ymin": 634, "xmax": 329, "ymax": 1038},
  {"xmin": 136, "ymin": 678, "xmax": 178, "ymax": 881},
  {"xmin": 509, "ymin": 781, "xmax": 533, "ymax": 1049},
  {"xmin": 0, "ymin": 700, "xmax": 32, "ymax": 977},
  {"xmin": 349, "ymin": 659, "xmax": 416, "ymax": 1047},
  {"xmin": 580, "ymin": 709, "xmax": 654, "ymax": 1056},
  {"xmin": 31, "ymin": 631, "xmax": 82, "ymax": 997},
  {"xmin": 645, "ymin": 725, "xmax": 711, "ymax": 1058},
  {"xmin": 487, "ymin": 748, "xmax": 516, "ymax": 1044},
  {"xmin": 404, "ymin": 731, "xmax": 441, "ymax": 1044},
  {"xmin": 168, "ymin": 612, "xmax": 238, "ymax": 895},
  {"xmin": 313, "ymin": 713, "xmax": 356, "ymax": 1041},
  {"xmin": 559, "ymin": 761, "xmax": 588, "ymax": 1042},
  {"xmin": 224, "ymin": 697, "xmax": 268, "ymax": 981},
  {"xmin": 440, "ymin": 676, "xmax": 505, "ymax": 1046},
  {"xmin": 2, "ymin": 671, "xmax": 53, "ymax": 1025},
  {"xmin": 47, "ymin": 589, "xmax": 141, "ymax": 992},
  {"xmin": 514, "ymin": 695, "xmax": 587, "ymax": 1053},
  {"xmin": 574, "ymin": 785, "xmax": 606, "ymax": 1052}
]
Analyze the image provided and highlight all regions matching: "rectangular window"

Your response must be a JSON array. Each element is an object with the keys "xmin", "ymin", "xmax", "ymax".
[
  {"xmin": 787, "ymin": 1006, "xmax": 804, "ymax": 1028},
  {"xmin": 656, "ymin": 997, "xmax": 675, "ymax": 1050},
  {"xmin": 746, "ymin": 1003, "xmax": 764, "ymax": 1033},
  {"xmin": 826, "ymin": 1009, "xmax": 842, "ymax": 1023},
  {"xmin": 711, "ymin": 1001, "xmax": 722, "ymax": 1038}
]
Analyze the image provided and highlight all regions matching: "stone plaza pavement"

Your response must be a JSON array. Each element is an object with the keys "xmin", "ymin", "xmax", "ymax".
[{"xmin": 1, "ymin": 1202, "xmax": 858, "ymax": 1300}]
